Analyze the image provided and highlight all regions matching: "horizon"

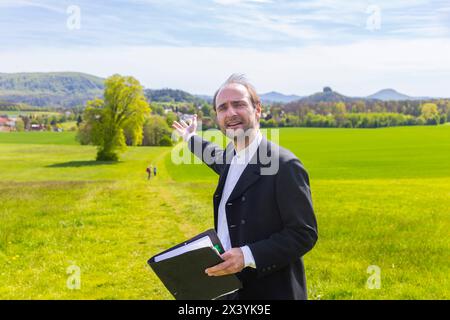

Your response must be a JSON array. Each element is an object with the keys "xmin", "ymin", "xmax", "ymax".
[
  {"xmin": 1, "ymin": 70, "xmax": 445, "ymax": 99},
  {"xmin": 0, "ymin": 1, "xmax": 449, "ymax": 97}
]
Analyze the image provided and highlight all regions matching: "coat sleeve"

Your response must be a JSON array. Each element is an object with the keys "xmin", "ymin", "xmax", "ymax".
[
  {"xmin": 187, "ymin": 134, "xmax": 226, "ymax": 175},
  {"xmin": 248, "ymin": 158, "xmax": 318, "ymax": 278}
]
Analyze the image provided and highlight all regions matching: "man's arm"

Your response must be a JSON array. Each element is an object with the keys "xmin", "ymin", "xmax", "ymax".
[
  {"xmin": 172, "ymin": 115, "xmax": 227, "ymax": 176},
  {"xmin": 187, "ymin": 134, "xmax": 227, "ymax": 176},
  {"xmin": 248, "ymin": 158, "xmax": 318, "ymax": 278}
]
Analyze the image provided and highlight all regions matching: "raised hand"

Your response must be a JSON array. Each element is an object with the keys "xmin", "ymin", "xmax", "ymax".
[{"xmin": 172, "ymin": 114, "xmax": 198, "ymax": 140}]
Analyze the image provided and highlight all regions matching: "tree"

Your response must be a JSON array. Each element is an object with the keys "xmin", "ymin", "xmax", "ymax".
[
  {"xmin": 21, "ymin": 116, "xmax": 31, "ymax": 130},
  {"xmin": 446, "ymin": 101, "xmax": 450, "ymax": 121},
  {"xmin": 76, "ymin": 115, "xmax": 82, "ymax": 127},
  {"xmin": 421, "ymin": 103, "xmax": 440, "ymax": 125},
  {"xmin": 165, "ymin": 111, "xmax": 177, "ymax": 127},
  {"xmin": 201, "ymin": 103, "xmax": 212, "ymax": 117},
  {"xmin": 15, "ymin": 118, "xmax": 25, "ymax": 132},
  {"xmin": 333, "ymin": 102, "xmax": 346, "ymax": 115},
  {"xmin": 151, "ymin": 103, "xmax": 165, "ymax": 116},
  {"xmin": 142, "ymin": 115, "xmax": 172, "ymax": 146},
  {"xmin": 159, "ymin": 135, "xmax": 173, "ymax": 146},
  {"xmin": 79, "ymin": 75, "xmax": 150, "ymax": 161}
]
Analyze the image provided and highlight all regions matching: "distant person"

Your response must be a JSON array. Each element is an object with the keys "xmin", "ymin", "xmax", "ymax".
[
  {"xmin": 172, "ymin": 74, "xmax": 318, "ymax": 300},
  {"xmin": 153, "ymin": 166, "xmax": 157, "ymax": 177},
  {"xmin": 146, "ymin": 164, "xmax": 152, "ymax": 180}
]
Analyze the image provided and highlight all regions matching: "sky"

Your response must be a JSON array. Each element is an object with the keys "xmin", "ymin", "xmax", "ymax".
[{"xmin": 0, "ymin": 0, "xmax": 449, "ymax": 97}]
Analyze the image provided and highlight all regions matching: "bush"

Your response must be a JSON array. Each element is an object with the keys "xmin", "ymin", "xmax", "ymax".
[
  {"xmin": 415, "ymin": 116, "xmax": 426, "ymax": 125},
  {"xmin": 142, "ymin": 115, "xmax": 172, "ymax": 146},
  {"xmin": 159, "ymin": 136, "xmax": 173, "ymax": 146},
  {"xmin": 76, "ymin": 122, "xmax": 93, "ymax": 145},
  {"xmin": 96, "ymin": 149, "xmax": 119, "ymax": 161}
]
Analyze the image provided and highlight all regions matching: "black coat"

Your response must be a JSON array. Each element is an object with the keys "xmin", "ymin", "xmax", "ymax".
[{"xmin": 188, "ymin": 134, "xmax": 318, "ymax": 300}]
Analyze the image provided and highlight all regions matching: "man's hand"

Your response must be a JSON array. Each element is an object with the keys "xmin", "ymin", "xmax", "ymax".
[
  {"xmin": 172, "ymin": 114, "xmax": 197, "ymax": 141},
  {"xmin": 205, "ymin": 248, "xmax": 245, "ymax": 276}
]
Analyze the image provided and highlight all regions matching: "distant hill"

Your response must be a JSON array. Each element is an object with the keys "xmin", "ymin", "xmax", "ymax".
[
  {"xmin": 260, "ymin": 91, "xmax": 303, "ymax": 104},
  {"xmin": 0, "ymin": 72, "xmax": 209, "ymax": 108},
  {"xmin": 193, "ymin": 92, "xmax": 302, "ymax": 104},
  {"xmin": 0, "ymin": 72, "xmax": 104, "ymax": 107},
  {"xmin": 145, "ymin": 88, "xmax": 206, "ymax": 105},
  {"xmin": 367, "ymin": 89, "xmax": 413, "ymax": 101},
  {"xmin": 194, "ymin": 94, "xmax": 213, "ymax": 103},
  {"xmin": 0, "ymin": 72, "xmax": 441, "ymax": 108},
  {"xmin": 297, "ymin": 87, "xmax": 359, "ymax": 103},
  {"xmin": 0, "ymin": 100, "xmax": 20, "ymax": 108}
]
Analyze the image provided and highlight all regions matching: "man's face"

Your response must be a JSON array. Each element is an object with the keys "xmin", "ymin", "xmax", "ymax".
[{"xmin": 215, "ymin": 83, "xmax": 261, "ymax": 139}]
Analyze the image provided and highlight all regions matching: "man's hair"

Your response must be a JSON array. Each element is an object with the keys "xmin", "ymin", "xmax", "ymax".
[{"xmin": 212, "ymin": 74, "xmax": 261, "ymax": 111}]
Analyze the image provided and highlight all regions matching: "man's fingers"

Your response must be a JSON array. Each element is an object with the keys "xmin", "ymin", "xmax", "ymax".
[
  {"xmin": 221, "ymin": 251, "xmax": 232, "ymax": 260},
  {"xmin": 205, "ymin": 261, "xmax": 231, "ymax": 274},
  {"xmin": 207, "ymin": 268, "xmax": 233, "ymax": 276},
  {"xmin": 208, "ymin": 269, "xmax": 232, "ymax": 276},
  {"xmin": 172, "ymin": 121, "xmax": 183, "ymax": 130}
]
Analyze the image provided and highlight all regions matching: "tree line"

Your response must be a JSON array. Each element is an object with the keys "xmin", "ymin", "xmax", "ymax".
[
  {"xmin": 272, "ymin": 100, "xmax": 450, "ymax": 128},
  {"xmin": 74, "ymin": 74, "xmax": 449, "ymax": 161}
]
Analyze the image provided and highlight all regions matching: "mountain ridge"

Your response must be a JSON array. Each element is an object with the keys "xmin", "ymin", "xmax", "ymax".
[{"xmin": 0, "ymin": 72, "xmax": 443, "ymax": 107}]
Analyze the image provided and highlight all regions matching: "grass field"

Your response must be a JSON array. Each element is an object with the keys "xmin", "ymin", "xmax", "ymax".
[{"xmin": 0, "ymin": 126, "xmax": 449, "ymax": 299}]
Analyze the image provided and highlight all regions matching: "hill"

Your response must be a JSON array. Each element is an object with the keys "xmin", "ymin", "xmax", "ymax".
[
  {"xmin": 260, "ymin": 91, "xmax": 303, "ymax": 103},
  {"xmin": 0, "ymin": 72, "xmax": 442, "ymax": 108},
  {"xmin": 367, "ymin": 89, "xmax": 413, "ymax": 101},
  {"xmin": 0, "ymin": 72, "xmax": 104, "ymax": 108},
  {"xmin": 0, "ymin": 72, "xmax": 210, "ymax": 108},
  {"xmin": 297, "ymin": 87, "xmax": 359, "ymax": 103},
  {"xmin": 145, "ymin": 88, "xmax": 206, "ymax": 105}
]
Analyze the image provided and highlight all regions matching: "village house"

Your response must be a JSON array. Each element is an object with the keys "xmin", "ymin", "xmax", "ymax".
[
  {"xmin": 0, "ymin": 116, "xmax": 16, "ymax": 132},
  {"xmin": 30, "ymin": 123, "xmax": 45, "ymax": 131}
]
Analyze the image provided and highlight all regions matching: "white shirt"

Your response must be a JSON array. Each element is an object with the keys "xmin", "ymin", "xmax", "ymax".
[
  {"xmin": 186, "ymin": 131, "xmax": 261, "ymax": 269},
  {"xmin": 217, "ymin": 131, "xmax": 262, "ymax": 269}
]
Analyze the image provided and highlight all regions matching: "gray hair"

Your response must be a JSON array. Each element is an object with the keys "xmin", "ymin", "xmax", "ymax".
[{"xmin": 212, "ymin": 74, "xmax": 261, "ymax": 110}]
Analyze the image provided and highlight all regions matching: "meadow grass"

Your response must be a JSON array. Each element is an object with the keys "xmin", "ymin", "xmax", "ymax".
[
  {"xmin": 0, "ymin": 132, "xmax": 77, "ymax": 145},
  {"xmin": 0, "ymin": 126, "xmax": 449, "ymax": 299}
]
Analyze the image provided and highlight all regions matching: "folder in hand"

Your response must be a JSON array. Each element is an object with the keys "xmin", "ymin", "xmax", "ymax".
[{"xmin": 147, "ymin": 229, "xmax": 242, "ymax": 300}]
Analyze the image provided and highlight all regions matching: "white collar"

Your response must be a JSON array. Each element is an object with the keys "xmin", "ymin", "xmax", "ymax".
[{"xmin": 233, "ymin": 130, "xmax": 262, "ymax": 164}]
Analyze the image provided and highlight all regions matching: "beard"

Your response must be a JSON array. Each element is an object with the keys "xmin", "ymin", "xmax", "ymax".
[{"xmin": 220, "ymin": 117, "xmax": 258, "ymax": 143}]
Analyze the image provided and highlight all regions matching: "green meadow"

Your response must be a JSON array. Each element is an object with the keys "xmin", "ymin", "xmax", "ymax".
[{"xmin": 0, "ymin": 126, "xmax": 449, "ymax": 299}]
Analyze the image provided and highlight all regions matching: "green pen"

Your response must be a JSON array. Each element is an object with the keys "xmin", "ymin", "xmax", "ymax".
[{"xmin": 214, "ymin": 244, "xmax": 224, "ymax": 254}]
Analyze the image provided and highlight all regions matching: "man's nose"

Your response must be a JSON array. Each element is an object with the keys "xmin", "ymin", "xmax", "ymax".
[{"xmin": 225, "ymin": 104, "xmax": 238, "ymax": 117}]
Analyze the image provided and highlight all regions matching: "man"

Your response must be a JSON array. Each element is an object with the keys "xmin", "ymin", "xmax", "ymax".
[{"xmin": 172, "ymin": 74, "xmax": 318, "ymax": 300}]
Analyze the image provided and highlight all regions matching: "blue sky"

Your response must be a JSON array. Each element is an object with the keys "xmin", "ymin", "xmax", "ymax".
[{"xmin": 1, "ymin": 0, "xmax": 449, "ymax": 96}]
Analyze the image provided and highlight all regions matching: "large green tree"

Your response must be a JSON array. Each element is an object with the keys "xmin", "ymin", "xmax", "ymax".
[
  {"xmin": 421, "ymin": 103, "xmax": 440, "ymax": 125},
  {"xmin": 78, "ymin": 75, "xmax": 150, "ymax": 161}
]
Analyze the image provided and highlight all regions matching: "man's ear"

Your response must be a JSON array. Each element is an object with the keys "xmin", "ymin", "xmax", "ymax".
[{"xmin": 255, "ymin": 102, "xmax": 262, "ymax": 120}]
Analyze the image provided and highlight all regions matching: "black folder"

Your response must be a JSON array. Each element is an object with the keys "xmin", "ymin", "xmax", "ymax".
[{"xmin": 147, "ymin": 229, "xmax": 242, "ymax": 300}]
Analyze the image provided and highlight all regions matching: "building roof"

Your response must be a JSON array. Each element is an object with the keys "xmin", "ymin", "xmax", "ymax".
[{"xmin": 0, "ymin": 117, "xmax": 9, "ymax": 124}]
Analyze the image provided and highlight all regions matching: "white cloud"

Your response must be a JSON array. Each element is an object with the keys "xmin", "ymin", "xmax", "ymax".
[
  {"xmin": 214, "ymin": 0, "xmax": 272, "ymax": 5},
  {"xmin": 0, "ymin": 0, "xmax": 64, "ymax": 13}
]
